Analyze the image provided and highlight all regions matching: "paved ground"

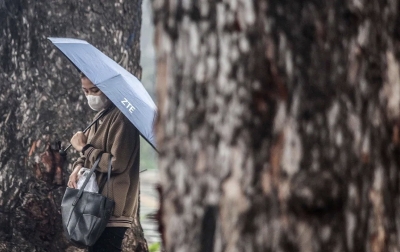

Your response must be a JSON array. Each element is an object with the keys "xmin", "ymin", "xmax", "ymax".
[{"xmin": 139, "ymin": 169, "xmax": 161, "ymax": 246}]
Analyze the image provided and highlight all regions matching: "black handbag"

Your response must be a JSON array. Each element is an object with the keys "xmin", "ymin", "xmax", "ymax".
[{"xmin": 61, "ymin": 153, "xmax": 115, "ymax": 247}]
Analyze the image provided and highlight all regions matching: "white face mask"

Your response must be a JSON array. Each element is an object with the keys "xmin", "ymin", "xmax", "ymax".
[{"xmin": 86, "ymin": 94, "xmax": 109, "ymax": 111}]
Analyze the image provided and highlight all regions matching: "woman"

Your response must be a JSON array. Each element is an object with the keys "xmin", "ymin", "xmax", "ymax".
[{"xmin": 68, "ymin": 74, "xmax": 140, "ymax": 251}]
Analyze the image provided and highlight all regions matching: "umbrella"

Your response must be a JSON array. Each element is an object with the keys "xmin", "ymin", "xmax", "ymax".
[{"xmin": 48, "ymin": 37, "xmax": 158, "ymax": 151}]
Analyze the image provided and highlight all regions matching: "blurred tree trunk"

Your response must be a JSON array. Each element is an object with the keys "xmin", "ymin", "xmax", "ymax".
[
  {"xmin": 154, "ymin": 0, "xmax": 400, "ymax": 251},
  {"xmin": 0, "ymin": 0, "xmax": 147, "ymax": 251}
]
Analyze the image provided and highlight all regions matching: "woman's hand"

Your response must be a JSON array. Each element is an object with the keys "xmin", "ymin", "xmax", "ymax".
[
  {"xmin": 71, "ymin": 131, "xmax": 87, "ymax": 152},
  {"xmin": 68, "ymin": 165, "xmax": 82, "ymax": 188}
]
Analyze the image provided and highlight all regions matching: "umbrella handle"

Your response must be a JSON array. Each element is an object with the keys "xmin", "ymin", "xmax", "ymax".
[{"xmin": 59, "ymin": 109, "xmax": 108, "ymax": 156}]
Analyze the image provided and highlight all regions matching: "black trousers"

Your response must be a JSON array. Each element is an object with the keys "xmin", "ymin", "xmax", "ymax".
[{"xmin": 88, "ymin": 227, "xmax": 128, "ymax": 252}]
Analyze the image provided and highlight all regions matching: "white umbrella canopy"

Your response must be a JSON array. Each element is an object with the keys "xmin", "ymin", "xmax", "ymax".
[{"xmin": 48, "ymin": 37, "xmax": 157, "ymax": 151}]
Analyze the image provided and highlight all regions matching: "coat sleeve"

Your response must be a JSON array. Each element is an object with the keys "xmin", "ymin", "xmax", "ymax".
[
  {"xmin": 83, "ymin": 111, "xmax": 139, "ymax": 174},
  {"xmin": 71, "ymin": 128, "xmax": 91, "ymax": 169},
  {"xmin": 72, "ymin": 156, "xmax": 86, "ymax": 169}
]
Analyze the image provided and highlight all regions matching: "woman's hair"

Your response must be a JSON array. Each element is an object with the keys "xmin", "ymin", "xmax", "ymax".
[{"xmin": 79, "ymin": 71, "xmax": 87, "ymax": 78}]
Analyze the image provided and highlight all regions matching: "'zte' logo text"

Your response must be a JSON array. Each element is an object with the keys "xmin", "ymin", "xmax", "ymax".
[{"xmin": 121, "ymin": 98, "xmax": 136, "ymax": 113}]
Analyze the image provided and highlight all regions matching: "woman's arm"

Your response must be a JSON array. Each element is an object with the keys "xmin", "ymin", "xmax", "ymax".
[
  {"xmin": 82, "ymin": 111, "xmax": 139, "ymax": 174},
  {"xmin": 68, "ymin": 163, "xmax": 83, "ymax": 188}
]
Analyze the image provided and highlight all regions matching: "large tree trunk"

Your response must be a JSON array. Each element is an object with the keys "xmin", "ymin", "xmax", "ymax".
[
  {"xmin": 0, "ymin": 1, "xmax": 147, "ymax": 251},
  {"xmin": 153, "ymin": 0, "xmax": 400, "ymax": 251}
]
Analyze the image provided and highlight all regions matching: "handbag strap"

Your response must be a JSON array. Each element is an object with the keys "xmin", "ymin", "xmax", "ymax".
[{"xmin": 72, "ymin": 153, "xmax": 113, "ymax": 206}]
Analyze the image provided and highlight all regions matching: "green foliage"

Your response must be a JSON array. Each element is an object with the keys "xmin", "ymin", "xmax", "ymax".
[
  {"xmin": 148, "ymin": 242, "xmax": 161, "ymax": 252},
  {"xmin": 140, "ymin": 136, "xmax": 158, "ymax": 170}
]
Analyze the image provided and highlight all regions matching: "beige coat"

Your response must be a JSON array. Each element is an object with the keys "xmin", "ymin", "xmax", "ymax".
[{"xmin": 73, "ymin": 104, "xmax": 140, "ymax": 227}]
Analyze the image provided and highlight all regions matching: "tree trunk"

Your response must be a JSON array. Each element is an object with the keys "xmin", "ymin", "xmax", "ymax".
[
  {"xmin": 153, "ymin": 0, "xmax": 400, "ymax": 251},
  {"xmin": 0, "ymin": 1, "xmax": 147, "ymax": 251}
]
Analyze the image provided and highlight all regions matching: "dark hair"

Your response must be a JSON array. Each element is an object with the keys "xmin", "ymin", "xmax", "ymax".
[{"xmin": 79, "ymin": 71, "xmax": 87, "ymax": 78}]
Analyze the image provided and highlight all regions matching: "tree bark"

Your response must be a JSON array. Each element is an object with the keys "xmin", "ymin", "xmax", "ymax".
[
  {"xmin": 0, "ymin": 1, "xmax": 147, "ymax": 251},
  {"xmin": 153, "ymin": 0, "xmax": 400, "ymax": 251}
]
